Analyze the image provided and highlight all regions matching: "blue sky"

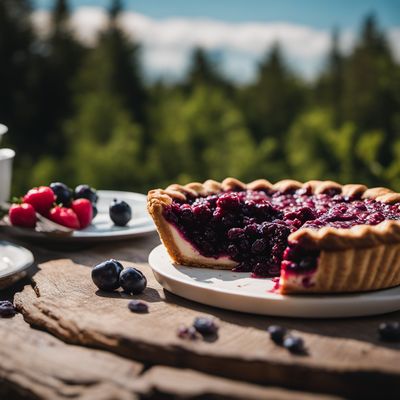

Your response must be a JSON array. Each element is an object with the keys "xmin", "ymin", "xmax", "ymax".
[
  {"xmin": 33, "ymin": 1, "xmax": 400, "ymax": 83},
  {"xmin": 34, "ymin": 0, "xmax": 400, "ymax": 28}
]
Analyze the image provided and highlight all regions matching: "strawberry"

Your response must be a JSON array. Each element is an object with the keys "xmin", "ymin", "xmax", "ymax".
[
  {"xmin": 71, "ymin": 198, "xmax": 93, "ymax": 229},
  {"xmin": 9, "ymin": 203, "xmax": 37, "ymax": 228},
  {"xmin": 48, "ymin": 206, "xmax": 80, "ymax": 230},
  {"xmin": 23, "ymin": 186, "xmax": 56, "ymax": 215}
]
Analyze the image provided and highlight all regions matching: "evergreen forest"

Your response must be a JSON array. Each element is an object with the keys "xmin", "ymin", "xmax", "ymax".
[{"xmin": 1, "ymin": 0, "xmax": 400, "ymax": 195}]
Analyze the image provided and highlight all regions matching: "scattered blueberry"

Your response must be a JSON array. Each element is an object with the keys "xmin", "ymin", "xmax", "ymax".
[
  {"xmin": 193, "ymin": 316, "xmax": 219, "ymax": 336},
  {"xmin": 128, "ymin": 300, "xmax": 149, "ymax": 313},
  {"xmin": 177, "ymin": 325, "xmax": 198, "ymax": 340},
  {"xmin": 50, "ymin": 182, "xmax": 73, "ymax": 206},
  {"xmin": 0, "ymin": 300, "xmax": 16, "ymax": 318},
  {"xmin": 283, "ymin": 336, "xmax": 305, "ymax": 354},
  {"xmin": 378, "ymin": 322, "xmax": 400, "ymax": 341},
  {"xmin": 119, "ymin": 267, "xmax": 147, "ymax": 295},
  {"xmin": 267, "ymin": 325, "xmax": 287, "ymax": 344},
  {"xmin": 109, "ymin": 199, "xmax": 132, "ymax": 226},
  {"xmin": 74, "ymin": 184, "xmax": 98, "ymax": 204},
  {"xmin": 91, "ymin": 259, "xmax": 123, "ymax": 291}
]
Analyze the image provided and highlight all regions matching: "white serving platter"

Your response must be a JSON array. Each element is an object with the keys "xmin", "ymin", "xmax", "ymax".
[
  {"xmin": 149, "ymin": 244, "xmax": 400, "ymax": 318},
  {"xmin": 0, "ymin": 241, "xmax": 34, "ymax": 289},
  {"xmin": 1, "ymin": 190, "xmax": 156, "ymax": 243}
]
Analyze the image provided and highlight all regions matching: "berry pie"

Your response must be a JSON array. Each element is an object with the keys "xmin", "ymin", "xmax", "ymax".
[{"xmin": 147, "ymin": 178, "xmax": 400, "ymax": 294}]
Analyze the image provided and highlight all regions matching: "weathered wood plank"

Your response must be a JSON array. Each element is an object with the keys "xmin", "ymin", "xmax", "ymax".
[
  {"xmin": 0, "ymin": 315, "xmax": 338, "ymax": 400},
  {"xmin": 14, "ymin": 258, "xmax": 400, "ymax": 399},
  {"xmin": 0, "ymin": 314, "xmax": 142, "ymax": 400},
  {"xmin": 135, "ymin": 366, "xmax": 342, "ymax": 400}
]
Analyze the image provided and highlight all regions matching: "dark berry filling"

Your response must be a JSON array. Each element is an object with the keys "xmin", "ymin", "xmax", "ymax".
[{"xmin": 163, "ymin": 188, "xmax": 400, "ymax": 278}]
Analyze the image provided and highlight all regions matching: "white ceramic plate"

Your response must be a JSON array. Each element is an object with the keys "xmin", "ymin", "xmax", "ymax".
[
  {"xmin": 1, "ymin": 190, "xmax": 156, "ymax": 242},
  {"xmin": 149, "ymin": 245, "xmax": 400, "ymax": 318},
  {"xmin": 0, "ymin": 241, "xmax": 34, "ymax": 289}
]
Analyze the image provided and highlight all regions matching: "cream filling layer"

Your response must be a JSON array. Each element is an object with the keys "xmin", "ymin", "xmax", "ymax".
[{"xmin": 167, "ymin": 222, "xmax": 236, "ymax": 267}]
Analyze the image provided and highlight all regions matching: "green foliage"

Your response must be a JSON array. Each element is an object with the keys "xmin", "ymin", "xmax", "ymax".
[
  {"xmin": 65, "ymin": 93, "xmax": 143, "ymax": 190},
  {"xmin": 148, "ymin": 86, "xmax": 256, "ymax": 185},
  {"xmin": 1, "ymin": 2, "xmax": 400, "ymax": 196}
]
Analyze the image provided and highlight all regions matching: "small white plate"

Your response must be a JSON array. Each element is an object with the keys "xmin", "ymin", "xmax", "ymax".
[
  {"xmin": 149, "ymin": 245, "xmax": 400, "ymax": 318},
  {"xmin": 0, "ymin": 241, "xmax": 34, "ymax": 289},
  {"xmin": 1, "ymin": 190, "xmax": 156, "ymax": 243}
]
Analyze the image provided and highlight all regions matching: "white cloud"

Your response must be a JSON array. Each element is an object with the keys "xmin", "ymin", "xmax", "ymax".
[
  {"xmin": 388, "ymin": 28, "xmax": 400, "ymax": 62},
  {"xmin": 31, "ymin": 7, "xmax": 400, "ymax": 83}
]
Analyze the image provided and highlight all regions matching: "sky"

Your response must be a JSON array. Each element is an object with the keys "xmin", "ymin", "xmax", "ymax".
[{"xmin": 33, "ymin": 0, "xmax": 400, "ymax": 82}]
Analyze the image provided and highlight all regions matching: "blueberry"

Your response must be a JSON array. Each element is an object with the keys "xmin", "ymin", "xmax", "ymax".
[
  {"xmin": 378, "ymin": 322, "xmax": 400, "ymax": 341},
  {"xmin": 119, "ymin": 267, "xmax": 147, "ymax": 294},
  {"xmin": 193, "ymin": 317, "xmax": 219, "ymax": 336},
  {"xmin": 251, "ymin": 238, "xmax": 267, "ymax": 254},
  {"xmin": 0, "ymin": 300, "xmax": 16, "ymax": 318},
  {"xmin": 267, "ymin": 325, "xmax": 287, "ymax": 344},
  {"xmin": 128, "ymin": 300, "xmax": 149, "ymax": 313},
  {"xmin": 50, "ymin": 182, "xmax": 73, "ymax": 206},
  {"xmin": 227, "ymin": 244, "xmax": 239, "ymax": 257},
  {"xmin": 283, "ymin": 336, "xmax": 305, "ymax": 354},
  {"xmin": 109, "ymin": 199, "xmax": 132, "ymax": 226},
  {"xmin": 91, "ymin": 259, "xmax": 123, "ymax": 291},
  {"xmin": 177, "ymin": 325, "xmax": 198, "ymax": 340},
  {"xmin": 74, "ymin": 184, "xmax": 98, "ymax": 204},
  {"xmin": 227, "ymin": 227, "xmax": 245, "ymax": 240}
]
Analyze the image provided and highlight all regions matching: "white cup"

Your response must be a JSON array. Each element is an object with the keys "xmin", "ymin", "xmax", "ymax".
[
  {"xmin": 0, "ymin": 148, "xmax": 15, "ymax": 204},
  {"xmin": 0, "ymin": 124, "xmax": 7, "ymax": 145}
]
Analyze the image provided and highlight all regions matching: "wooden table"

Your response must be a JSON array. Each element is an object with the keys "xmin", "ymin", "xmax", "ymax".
[{"xmin": 1, "ymin": 232, "xmax": 399, "ymax": 400}]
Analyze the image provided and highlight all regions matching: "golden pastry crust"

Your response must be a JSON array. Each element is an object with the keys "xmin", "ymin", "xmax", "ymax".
[{"xmin": 279, "ymin": 243, "xmax": 400, "ymax": 293}]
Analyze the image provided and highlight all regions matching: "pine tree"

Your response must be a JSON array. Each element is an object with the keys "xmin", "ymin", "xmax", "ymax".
[
  {"xmin": 343, "ymin": 14, "xmax": 400, "ymax": 168},
  {"xmin": 315, "ymin": 28, "xmax": 344, "ymax": 127},
  {"xmin": 241, "ymin": 43, "xmax": 305, "ymax": 144},
  {"xmin": 0, "ymin": 0, "xmax": 36, "ymax": 150},
  {"xmin": 58, "ymin": 0, "xmax": 148, "ymax": 190},
  {"xmin": 183, "ymin": 48, "xmax": 232, "ymax": 93},
  {"xmin": 33, "ymin": 0, "xmax": 85, "ymax": 157},
  {"xmin": 91, "ymin": 0, "xmax": 147, "ymax": 126}
]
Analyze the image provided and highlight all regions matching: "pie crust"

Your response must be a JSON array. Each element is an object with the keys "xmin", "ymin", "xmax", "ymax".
[{"xmin": 147, "ymin": 178, "xmax": 400, "ymax": 294}]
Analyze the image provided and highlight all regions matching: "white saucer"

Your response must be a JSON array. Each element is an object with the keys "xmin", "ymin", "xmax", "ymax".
[
  {"xmin": 1, "ymin": 190, "xmax": 156, "ymax": 243},
  {"xmin": 149, "ymin": 245, "xmax": 400, "ymax": 318},
  {"xmin": 0, "ymin": 241, "xmax": 34, "ymax": 289}
]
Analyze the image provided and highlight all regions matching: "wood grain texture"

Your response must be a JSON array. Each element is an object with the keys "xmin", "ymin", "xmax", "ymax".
[
  {"xmin": 0, "ymin": 314, "xmax": 142, "ymax": 400},
  {"xmin": 14, "ymin": 258, "xmax": 400, "ymax": 399},
  {"xmin": 135, "ymin": 366, "xmax": 341, "ymax": 400},
  {"xmin": 0, "ymin": 315, "xmax": 335, "ymax": 400}
]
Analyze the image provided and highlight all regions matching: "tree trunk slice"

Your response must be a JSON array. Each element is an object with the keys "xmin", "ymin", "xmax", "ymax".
[{"xmin": 14, "ymin": 258, "xmax": 400, "ymax": 399}]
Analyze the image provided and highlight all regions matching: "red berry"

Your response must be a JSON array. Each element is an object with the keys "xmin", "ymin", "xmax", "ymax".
[
  {"xmin": 71, "ymin": 198, "xmax": 93, "ymax": 229},
  {"xmin": 48, "ymin": 206, "xmax": 80, "ymax": 230},
  {"xmin": 23, "ymin": 186, "xmax": 56, "ymax": 215},
  {"xmin": 9, "ymin": 203, "xmax": 36, "ymax": 228}
]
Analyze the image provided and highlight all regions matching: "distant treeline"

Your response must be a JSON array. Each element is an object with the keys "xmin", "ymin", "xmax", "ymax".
[{"xmin": 1, "ymin": 0, "xmax": 400, "ymax": 194}]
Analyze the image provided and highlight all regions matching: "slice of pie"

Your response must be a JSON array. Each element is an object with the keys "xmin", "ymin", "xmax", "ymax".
[{"xmin": 147, "ymin": 178, "xmax": 400, "ymax": 294}]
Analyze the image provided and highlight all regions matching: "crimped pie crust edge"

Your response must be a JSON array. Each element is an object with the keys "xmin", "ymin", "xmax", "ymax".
[{"xmin": 147, "ymin": 178, "xmax": 400, "ymax": 251}]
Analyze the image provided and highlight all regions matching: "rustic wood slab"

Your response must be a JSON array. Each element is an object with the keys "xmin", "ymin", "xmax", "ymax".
[
  {"xmin": 0, "ymin": 314, "xmax": 142, "ymax": 400},
  {"xmin": 137, "ymin": 366, "xmax": 341, "ymax": 400},
  {"xmin": 0, "ymin": 315, "xmax": 335, "ymax": 400},
  {"xmin": 14, "ymin": 258, "xmax": 400, "ymax": 399},
  {"xmin": 135, "ymin": 366, "xmax": 341, "ymax": 400}
]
